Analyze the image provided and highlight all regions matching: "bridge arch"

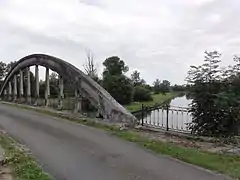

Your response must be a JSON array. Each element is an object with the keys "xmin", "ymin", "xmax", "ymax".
[{"xmin": 0, "ymin": 54, "xmax": 136, "ymax": 126}]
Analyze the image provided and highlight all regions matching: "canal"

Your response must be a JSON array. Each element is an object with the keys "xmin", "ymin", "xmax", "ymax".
[{"xmin": 143, "ymin": 95, "xmax": 192, "ymax": 132}]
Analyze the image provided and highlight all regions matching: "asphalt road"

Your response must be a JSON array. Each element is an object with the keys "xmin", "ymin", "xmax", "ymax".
[{"xmin": 0, "ymin": 104, "xmax": 231, "ymax": 180}]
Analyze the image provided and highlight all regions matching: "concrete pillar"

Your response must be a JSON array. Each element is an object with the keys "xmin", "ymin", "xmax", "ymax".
[
  {"xmin": 74, "ymin": 89, "xmax": 82, "ymax": 113},
  {"xmin": 3, "ymin": 89, "xmax": 7, "ymax": 100},
  {"xmin": 19, "ymin": 70, "xmax": 24, "ymax": 102},
  {"xmin": 45, "ymin": 67, "xmax": 50, "ymax": 106},
  {"xmin": 96, "ymin": 93, "xmax": 104, "ymax": 118},
  {"xmin": 27, "ymin": 67, "xmax": 31, "ymax": 104},
  {"xmin": 34, "ymin": 65, "xmax": 39, "ymax": 105},
  {"xmin": 74, "ymin": 78, "xmax": 82, "ymax": 113},
  {"xmin": 13, "ymin": 74, "xmax": 17, "ymax": 101},
  {"xmin": 58, "ymin": 75, "xmax": 64, "ymax": 110},
  {"xmin": 8, "ymin": 81, "xmax": 12, "ymax": 101}
]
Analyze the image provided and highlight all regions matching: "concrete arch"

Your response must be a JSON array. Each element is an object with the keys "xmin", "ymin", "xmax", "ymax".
[{"xmin": 0, "ymin": 54, "xmax": 136, "ymax": 126}]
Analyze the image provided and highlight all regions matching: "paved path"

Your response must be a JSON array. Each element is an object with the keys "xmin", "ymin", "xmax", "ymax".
[{"xmin": 0, "ymin": 104, "xmax": 231, "ymax": 180}]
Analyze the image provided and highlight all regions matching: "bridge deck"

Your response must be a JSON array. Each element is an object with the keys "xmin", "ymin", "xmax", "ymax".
[{"xmin": 0, "ymin": 103, "xmax": 230, "ymax": 180}]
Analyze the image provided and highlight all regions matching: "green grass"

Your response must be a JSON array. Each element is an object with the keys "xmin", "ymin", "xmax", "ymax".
[
  {"xmin": 2, "ymin": 102, "xmax": 240, "ymax": 179},
  {"xmin": 125, "ymin": 92, "xmax": 181, "ymax": 111},
  {"xmin": 0, "ymin": 134, "xmax": 51, "ymax": 180}
]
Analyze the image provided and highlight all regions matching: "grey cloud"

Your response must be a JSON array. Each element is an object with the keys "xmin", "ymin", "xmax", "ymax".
[{"xmin": 1, "ymin": 0, "xmax": 240, "ymax": 85}]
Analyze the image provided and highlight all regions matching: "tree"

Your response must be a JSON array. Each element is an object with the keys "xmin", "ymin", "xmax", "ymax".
[
  {"xmin": 187, "ymin": 51, "xmax": 240, "ymax": 137},
  {"xmin": 159, "ymin": 80, "xmax": 170, "ymax": 94},
  {"xmin": 83, "ymin": 50, "xmax": 99, "ymax": 81},
  {"xmin": 5, "ymin": 61, "xmax": 17, "ymax": 75},
  {"xmin": 172, "ymin": 84, "xmax": 186, "ymax": 92},
  {"xmin": 153, "ymin": 79, "xmax": 161, "ymax": 94},
  {"xmin": 102, "ymin": 56, "xmax": 133, "ymax": 105},
  {"xmin": 103, "ymin": 56, "xmax": 128, "ymax": 77},
  {"xmin": 130, "ymin": 70, "xmax": 151, "ymax": 101},
  {"xmin": 0, "ymin": 62, "xmax": 6, "ymax": 80},
  {"xmin": 131, "ymin": 70, "xmax": 146, "ymax": 86}
]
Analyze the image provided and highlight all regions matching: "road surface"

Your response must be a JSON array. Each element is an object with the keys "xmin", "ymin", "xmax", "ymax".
[{"xmin": 0, "ymin": 104, "xmax": 230, "ymax": 180}]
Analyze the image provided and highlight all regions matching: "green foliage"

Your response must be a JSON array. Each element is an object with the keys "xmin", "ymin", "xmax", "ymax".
[
  {"xmin": 133, "ymin": 85, "xmax": 153, "ymax": 102},
  {"xmin": 103, "ymin": 56, "xmax": 129, "ymax": 76},
  {"xmin": 0, "ymin": 61, "xmax": 6, "ymax": 80},
  {"xmin": 131, "ymin": 70, "xmax": 146, "ymax": 86},
  {"xmin": 187, "ymin": 51, "xmax": 240, "ymax": 137},
  {"xmin": 171, "ymin": 84, "xmax": 186, "ymax": 91},
  {"xmin": 103, "ymin": 75, "xmax": 133, "ymax": 104},
  {"xmin": 49, "ymin": 72, "xmax": 59, "ymax": 97},
  {"xmin": 160, "ymin": 80, "xmax": 171, "ymax": 94},
  {"xmin": 5, "ymin": 61, "xmax": 17, "ymax": 75},
  {"xmin": 153, "ymin": 78, "xmax": 161, "ymax": 94},
  {"xmin": 153, "ymin": 79, "xmax": 170, "ymax": 94},
  {"xmin": 0, "ymin": 134, "xmax": 51, "ymax": 180},
  {"xmin": 102, "ymin": 56, "xmax": 134, "ymax": 105}
]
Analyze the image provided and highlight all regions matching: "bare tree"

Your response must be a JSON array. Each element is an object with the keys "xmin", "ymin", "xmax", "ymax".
[{"xmin": 83, "ymin": 50, "xmax": 98, "ymax": 80}]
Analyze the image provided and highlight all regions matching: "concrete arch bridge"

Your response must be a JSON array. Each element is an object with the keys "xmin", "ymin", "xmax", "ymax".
[{"xmin": 0, "ymin": 54, "xmax": 136, "ymax": 126}]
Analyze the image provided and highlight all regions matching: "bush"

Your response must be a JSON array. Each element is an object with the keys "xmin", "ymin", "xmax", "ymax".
[
  {"xmin": 133, "ymin": 85, "xmax": 153, "ymax": 102},
  {"xmin": 103, "ymin": 75, "xmax": 134, "ymax": 105}
]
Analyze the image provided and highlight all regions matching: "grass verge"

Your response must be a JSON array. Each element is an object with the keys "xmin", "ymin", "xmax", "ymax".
[
  {"xmin": 0, "ymin": 133, "xmax": 51, "ymax": 180},
  {"xmin": 125, "ymin": 92, "xmax": 182, "ymax": 111},
  {"xmin": 1, "ymin": 102, "xmax": 240, "ymax": 179}
]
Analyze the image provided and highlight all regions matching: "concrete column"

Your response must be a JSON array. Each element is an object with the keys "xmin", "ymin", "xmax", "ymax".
[
  {"xmin": 58, "ymin": 75, "xmax": 64, "ymax": 110},
  {"xmin": 96, "ymin": 92, "xmax": 105, "ymax": 118},
  {"xmin": 34, "ymin": 65, "xmax": 39, "ymax": 105},
  {"xmin": 74, "ymin": 78, "xmax": 82, "ymax": 113},
  {"xmin": 3, "ymin": 89, "xmax": 7, "ymax": 100},
  {"xmin": 8, "ymin": 81, "xmax": 12, "ymax": 101},
  {"xmin": 45, "ymin": 67, "xmax": 50, "ymax": 106},
  {"xmin": 74, "ymin": 89, "xmax": 81, "ymax": 113},
  {"xmin": 19, "ymin": 70, "xmax": 24, "ymax": 102},
  {"xmin": 27, "ymin": 67, "xmax": 31, "ymax": 104},
  {"xmin": 13, "ymin": 74, "xmax": 17, "ymax": 101}
]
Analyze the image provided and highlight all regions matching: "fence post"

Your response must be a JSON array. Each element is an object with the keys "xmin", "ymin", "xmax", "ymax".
[
  {"xmin": 166, "ymin": 105, "xmax": 169, "ymax": 131},
  {"xmin": 141, "ymin": 104, "xmax": 144, "ymax": 126}
]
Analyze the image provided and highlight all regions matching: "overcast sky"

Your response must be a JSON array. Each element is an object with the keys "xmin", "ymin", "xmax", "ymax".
[{"xmin": 0, "ymin": 0, "xmax": 240, "ymax": 84}]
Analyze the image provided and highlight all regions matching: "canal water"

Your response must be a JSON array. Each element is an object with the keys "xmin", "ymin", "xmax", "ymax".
[{"xmin": 143, "ymin": 95, "xmax": 192, "ymax": 132}]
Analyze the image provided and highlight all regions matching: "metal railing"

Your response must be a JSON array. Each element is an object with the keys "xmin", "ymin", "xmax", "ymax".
[{"xmin": 135, "ymin": 104, "xmax": 192, "ymax": 133}]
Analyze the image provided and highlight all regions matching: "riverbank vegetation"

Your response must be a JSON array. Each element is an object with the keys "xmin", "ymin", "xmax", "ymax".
[{"xmin": 187, "ymin": 51, "xmax": 240, "ymax": 137}]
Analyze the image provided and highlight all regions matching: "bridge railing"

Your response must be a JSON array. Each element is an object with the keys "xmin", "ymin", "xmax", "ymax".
[{"xmin": 133, "ymin": 104, "xmax": 192, "ymax": 133}]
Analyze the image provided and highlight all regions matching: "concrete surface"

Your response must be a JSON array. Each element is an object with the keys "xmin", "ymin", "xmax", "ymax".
[{"xmin": 0, "ymin": 104, "xmax": 231, "ymax": 180}]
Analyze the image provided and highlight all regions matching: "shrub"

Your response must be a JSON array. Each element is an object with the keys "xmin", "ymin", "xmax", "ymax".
[{"xmin": 133, "ymin": 85, "xmax": 153, "ymax": 102}]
